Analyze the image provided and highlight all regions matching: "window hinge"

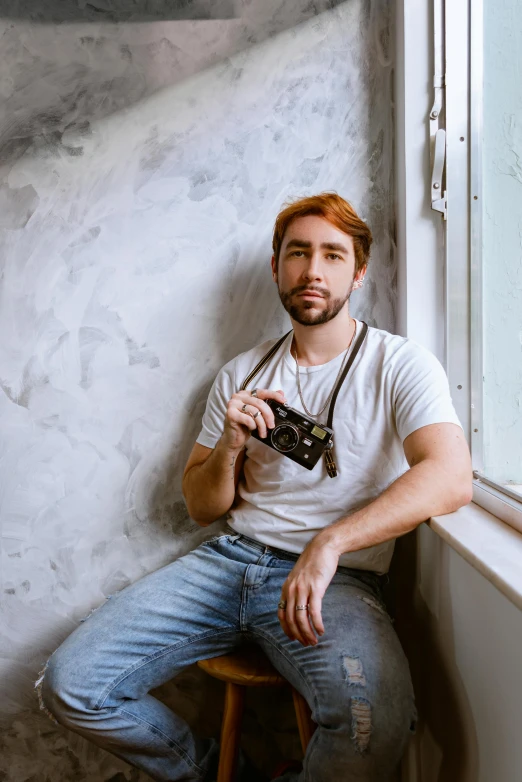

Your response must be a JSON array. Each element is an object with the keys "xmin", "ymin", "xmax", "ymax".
[
  {"xmin": 431, "ymin": 128, "xmax": 447, "ymax": 220},
  {"xmin": 430, "ymin": 0, "xmax": 447, "ymax": 220}
]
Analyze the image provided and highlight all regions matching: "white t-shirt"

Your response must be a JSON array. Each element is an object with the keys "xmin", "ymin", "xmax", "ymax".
[{"xmin": 196, "ymin": 319, "xmax": 462, "ymax": 574}]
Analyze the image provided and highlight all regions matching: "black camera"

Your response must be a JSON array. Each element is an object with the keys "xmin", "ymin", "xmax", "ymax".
[{"xmin": 250, "ymin": 398, "xmax": 333, "ymax": 471}]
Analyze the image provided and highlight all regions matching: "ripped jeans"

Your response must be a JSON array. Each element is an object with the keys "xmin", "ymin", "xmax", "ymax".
[{"xmin": 39, "ymin": 528, "xmax": 416, "ymax": 781}]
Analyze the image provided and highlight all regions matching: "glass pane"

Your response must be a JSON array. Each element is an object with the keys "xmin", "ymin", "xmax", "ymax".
[{"xmin": 482, "ymin": 0, "xmax": 522, "ymax": 499}]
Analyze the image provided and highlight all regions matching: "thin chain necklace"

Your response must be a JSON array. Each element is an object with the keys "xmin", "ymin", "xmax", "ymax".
[{"xmin": 291, "ymin": 319, "xmax": 357, "ymax": 419}]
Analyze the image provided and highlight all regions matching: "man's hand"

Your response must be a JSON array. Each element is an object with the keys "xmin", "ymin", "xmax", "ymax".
[
  {"xmin": 278, "ymin": 535, "xmax": 340, "ymax": 646},
  {"xmin": 222, "ymin": 387, "xmax": 287, "ymax": 453}
]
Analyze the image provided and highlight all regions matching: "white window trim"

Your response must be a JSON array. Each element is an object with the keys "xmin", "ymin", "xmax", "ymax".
[
  {"xmin": 472, "ymin": 480, "xmax": 522, "ymax": 536},
  {"xmin": 469, "ymin": 0, "xmax": 484, "ymax": 472},
  {"xmin": 395, "ymin": 0, "xmax": 522, "ymax": 608},
  {"xmin": 445, "ymin": 0, "xmax": 522, "ymax": 531},
  {"xmin": 429, "ymin": 502, "xmax": 522, "ymax": 611}
]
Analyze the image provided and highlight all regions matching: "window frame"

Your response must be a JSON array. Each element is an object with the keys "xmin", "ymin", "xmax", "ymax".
[{"xmin": 445, "ymin": 0, "xmax": 522, "ymax": 531}]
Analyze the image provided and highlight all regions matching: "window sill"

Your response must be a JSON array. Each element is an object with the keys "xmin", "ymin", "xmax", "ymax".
[{"xmin": 428, "ymin": 502, "xmax": 522, "ymax": 611}]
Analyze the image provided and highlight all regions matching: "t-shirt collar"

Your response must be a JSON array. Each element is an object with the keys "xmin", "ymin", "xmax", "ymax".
[{"xmin": 282, "ymin": 318, "xmax": 360, "ymax": 374}]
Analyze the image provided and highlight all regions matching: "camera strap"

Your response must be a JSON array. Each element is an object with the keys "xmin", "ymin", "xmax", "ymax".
[
  {"xmin": 239, "ymin": 331, "xmax": 293, "ymax": 391},
  {"xmin": 240, "ymin": 320, "xmax": 369, "ymax": 477},
  {"xmin": 324, "ymin": 320, "xmax": 368, "ymax": 477}
]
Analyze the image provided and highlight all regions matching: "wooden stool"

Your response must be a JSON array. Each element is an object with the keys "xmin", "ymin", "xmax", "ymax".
[{"xmin": 197, "ymin": 644, "xmax": 316, "ymax": 782}]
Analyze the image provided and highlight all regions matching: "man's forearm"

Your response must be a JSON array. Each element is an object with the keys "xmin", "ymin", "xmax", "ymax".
[
  {"xmin": 317, "ymin": 460, "xmax": 472, "ymax": 556},
  {"xmin": 182, "ymin": 439, "xmax": 243, "ymax": 526}
]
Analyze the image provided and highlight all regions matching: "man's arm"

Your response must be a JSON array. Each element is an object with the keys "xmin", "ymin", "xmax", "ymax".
[
  {"xmin": 317, "ymin": 421, "xmax": 473, "ymax": 555},
  {"xmin": 276, "ymin": 422, "xmax": 473, "ymax": 648},
  {"xmin": 182, "ymin": 441, "xmax": 246, "ymax": 526},
  {"xmin": 183, "ymin": 386, "xmax": 286, "ymax": 526}
]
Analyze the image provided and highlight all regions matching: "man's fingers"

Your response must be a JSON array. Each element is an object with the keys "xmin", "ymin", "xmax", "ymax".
[
  {"xmin": 249, "ymin": 388, "xmax": 287, "ymax": 403},
  {"xmin": 223, "ymin": 388, "xmax": 287, "ymax": 450},
  {"xmin": 242, "ymin": 403, "xmax": 269, "ymax": 438},
  {"xmin": 233, "ymin": 390, "xmax": 285, "ymax": 439},
  {"xmin": 228, "ymin": 398, "xmax": 266, "ymax": 436},
  {"xmin": 237, "ymin": 410, "xmax": 260, "ymax": 432},
  {"xmin": 283, "ymin": 592, "xmax": 305, "ymax": 645},
  {"xmin": 294, "ymin": 592, "xmax": 319, "ymax": 645},
  {"xmin": 277, "ymin": 587, "xmax": 293, "ymax": 640},
  {"xmin": 308, "ymin": 593, "xmax": 325, "ymax": 636},
  {"xmin": 243, "ymin": 400, "xmax": 273, "ymax": 438},
  {"xmin": 285, "ymin": 590, "xmax": 316, "ymax": 646},
  {"xmin": 278, "ymin": 583, "xmax": 323, "ymax": 646},
  {"xmin": 277, "ymin": 607, "xmax": 292, "ymax": 640},
  {"xmin": 281, "ymin": 589, "xmax": 299, "ymax": 642}
]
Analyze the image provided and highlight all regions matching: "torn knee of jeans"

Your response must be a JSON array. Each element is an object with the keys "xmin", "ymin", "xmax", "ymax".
[
  {"xmin": 34, "ymin": 659, "xmax": 59, "ymax": 725},
  {"xmin": 358, "ymin": 594, "xmax": 387, "ymax": 617},
  {"xmin": 351, "ymin": 696, "xmax": 372, "ymax": 754},
  {"xmin": 342, "ymin": 654, "xmax": 367, "ymax": 687}
]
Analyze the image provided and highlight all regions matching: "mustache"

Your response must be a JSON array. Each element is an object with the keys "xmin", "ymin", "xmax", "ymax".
[{"xmin": 291, "ymin": 285, "xmax": 330, "ymax": 298}]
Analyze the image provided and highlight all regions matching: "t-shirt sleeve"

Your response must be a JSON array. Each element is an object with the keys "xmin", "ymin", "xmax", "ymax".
[
  {"xmin": 392, "ymin": 341, "xmax": 463, "ymax": 442},
  {"xmin": 195, "ymin": 360, "xmax": 237, "ymax": 449}
]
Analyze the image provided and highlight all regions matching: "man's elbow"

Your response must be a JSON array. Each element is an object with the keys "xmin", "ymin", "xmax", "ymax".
[
  {"xmin": 181, "ymin": 491, "xmax": 209, "ymax": 527},
  {"xmin": 190, "ymin": 514, "xmax": 215, "ymax": 528},
  {"xmin": 181, "ymin": 486, "xmax": 221, "ymax": 527},
  {"xmin": 183, "ymin": 504, "xmax": 215, "ymax": 528},
  {"xmin": 450, "ymin": 473, "xmax": 474, "ymax": 510}
]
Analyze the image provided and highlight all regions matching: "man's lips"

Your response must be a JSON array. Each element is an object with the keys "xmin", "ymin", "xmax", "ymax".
[{"xmin": 298, "ymin": 290, "xmax": 324, "ymax": 299}]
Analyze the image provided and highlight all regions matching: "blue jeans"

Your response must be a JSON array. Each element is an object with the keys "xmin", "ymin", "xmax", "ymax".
[{"xmin": 39, "ymin": 528, "xmax": 416, "ymax": 781}]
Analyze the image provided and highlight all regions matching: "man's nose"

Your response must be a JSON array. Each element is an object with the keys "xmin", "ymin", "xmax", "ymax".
[{"xmin": 302, "ymin": 253, "xmax": 323, "ymax": 281}]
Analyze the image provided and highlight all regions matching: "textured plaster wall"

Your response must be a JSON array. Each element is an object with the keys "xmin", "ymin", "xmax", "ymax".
[
  {"xmin": 482, "ymin": 0, "xmax": 522, "ymax": 485},
  {"xmin": 0, "ymin": 2, "xmax": 395, "ymax": 779}
]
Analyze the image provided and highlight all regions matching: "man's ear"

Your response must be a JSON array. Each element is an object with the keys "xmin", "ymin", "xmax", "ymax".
[
  {"xmin": 352, "ymin": 266, "xmax": 367, "ymax": 289},
  {"xmin": 271, "ymin": 254, "xmax": 278, "ymax": 283}
]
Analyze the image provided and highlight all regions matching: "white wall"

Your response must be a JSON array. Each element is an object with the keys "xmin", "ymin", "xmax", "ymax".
[
  {"xmin": 395, "ymin": 2, "xmax": 522, "ymax": 781},
  {"xmin": 407, "ymin": 525, "xmax": 522, "ymax": 782},
  {"xmin": 0, "ymin": 2, "xmax": 395, "ymax": 779}
]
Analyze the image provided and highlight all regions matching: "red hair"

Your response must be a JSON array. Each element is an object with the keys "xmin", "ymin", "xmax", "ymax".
[{"xmin": 272, "ymin": 192, "xmax": 372, "ymax": 274}]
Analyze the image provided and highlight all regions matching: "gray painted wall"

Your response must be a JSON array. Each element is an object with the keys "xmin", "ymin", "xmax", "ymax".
[{"xmin": 0, "ymin": 2, "xmax": 395, "ymax": 779}]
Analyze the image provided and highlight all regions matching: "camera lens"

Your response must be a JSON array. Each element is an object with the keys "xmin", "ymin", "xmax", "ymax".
[{"xmin": 271, "ymin": 424, "xmax": 299, "ymax": 453}]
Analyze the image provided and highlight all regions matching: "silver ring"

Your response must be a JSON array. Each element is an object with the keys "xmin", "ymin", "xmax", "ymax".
[
  {"xmin": 251, "ymin": 410, "xmax": 260, "ymax": 419},
  {"xmin": 251, "ymin": 389, "xmax": 258, "ymax": 398},
  {"xmin": 295, "ymin": 605, "xmax": 309, "ymax": 611},
  {"xmin": 278, "ymin": 600, "xmax": 287, "ymax": 610},
  {"xmin": 241, "ymin": 403, "xmax": 248, "ymax": 412}
]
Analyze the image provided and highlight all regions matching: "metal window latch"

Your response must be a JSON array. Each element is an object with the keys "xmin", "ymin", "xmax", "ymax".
[
  {"xmin": 430, "ymin": 0, "xmax": 446, "ymax": 220},
  {"xmin": 431, "ymin": 128, "xmax": 447, "ymax": 219}
]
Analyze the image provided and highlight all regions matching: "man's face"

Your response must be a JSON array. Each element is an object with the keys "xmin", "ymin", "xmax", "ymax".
[{"xmin": 271, "ymin": 215, "xmax": 365, "ymax": 327}]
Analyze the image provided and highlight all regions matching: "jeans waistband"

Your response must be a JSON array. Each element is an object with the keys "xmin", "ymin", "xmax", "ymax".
[
  {"xmin": 224, "ymin": 523, "xmax": 302, "ymax": 562},
  {"xmin": 223, "ymin": 523, "xmax": 386, "ymax": 589}
]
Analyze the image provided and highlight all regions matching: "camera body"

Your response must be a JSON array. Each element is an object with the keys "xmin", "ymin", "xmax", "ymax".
[{"xmin": 250, "ymin": 398, "xmax": 333, "ymax": 471}]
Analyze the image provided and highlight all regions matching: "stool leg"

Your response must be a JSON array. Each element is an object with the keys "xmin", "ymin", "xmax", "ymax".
[
  {"xmin": 217, "ymin": 682, "xmax": 245, "ymax": 782},
  {"xmin": 291, "ymin": 687, "xmax": 316, "ymax": 755}
]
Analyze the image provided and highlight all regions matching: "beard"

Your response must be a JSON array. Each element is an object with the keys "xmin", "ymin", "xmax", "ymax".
[{"xmin": 278, "ymin": 282, "xmax": 353, "ymax": 326}]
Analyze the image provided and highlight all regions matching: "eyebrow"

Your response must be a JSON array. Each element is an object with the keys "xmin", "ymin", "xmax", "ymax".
[{"xmin": 284, "ymin": 239, "xmax": 350, "ymax": 254}]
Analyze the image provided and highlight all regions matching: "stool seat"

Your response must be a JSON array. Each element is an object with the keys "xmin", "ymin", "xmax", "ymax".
[{"xmin": 197, "ymin": 645, "xmax": 287, "ymax": 687}]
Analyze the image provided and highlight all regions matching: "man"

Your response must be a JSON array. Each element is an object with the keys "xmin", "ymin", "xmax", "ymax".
[{"xmin": 40, "ymin": 193, "xmax": 472, "ymax": 781}]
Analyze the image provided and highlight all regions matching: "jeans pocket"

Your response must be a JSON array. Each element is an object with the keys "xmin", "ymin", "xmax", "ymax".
[{"xmin": 203, "ymin": 533, "xmax": 241, "ymax": 547}]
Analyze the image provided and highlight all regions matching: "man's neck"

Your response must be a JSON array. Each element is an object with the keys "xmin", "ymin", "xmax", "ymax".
[{"xmin": 291, "ymin": 310, "xmax": 355, "ymax": 367}]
